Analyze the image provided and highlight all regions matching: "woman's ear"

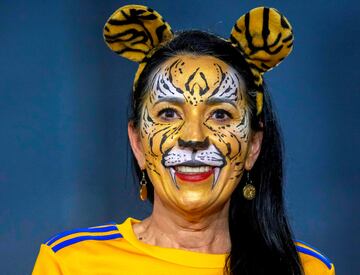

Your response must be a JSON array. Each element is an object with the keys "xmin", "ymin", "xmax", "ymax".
[
  {"xmin": 128, "ymin": 122, "xmax": 146, "ymax": 170},
  {"xmin": 245, "ymin": 130, "xmax": 263, "ymax": 171}
]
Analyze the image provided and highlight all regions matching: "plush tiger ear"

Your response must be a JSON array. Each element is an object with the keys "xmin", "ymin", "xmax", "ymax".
[
  {"xmin": 103, "ymin": 5, "xmax": 173, "ymax": 63},
  {"xmin": 230, "ymin": 7, "xmax": 293, "ymax": 115},
  {"xmin": 230, "ymin": 7, "xmax": 293, "ymax": 74}
]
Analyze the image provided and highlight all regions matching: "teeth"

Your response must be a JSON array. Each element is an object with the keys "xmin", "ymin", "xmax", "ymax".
[{"xmin": 175, "ymin": 166, "xmax": 212, "ymax": 173}]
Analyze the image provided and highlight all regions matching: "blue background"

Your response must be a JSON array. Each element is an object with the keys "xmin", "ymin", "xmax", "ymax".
[{"xmin": 1, "ymin": 0, "xmax": 359, "ymax": 274}]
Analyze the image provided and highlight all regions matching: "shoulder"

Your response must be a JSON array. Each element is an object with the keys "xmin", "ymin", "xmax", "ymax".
[
  {"xmin": 295, "ymin": 240, "xmax": 335, "ymax": 275},
  {"xmin": 43, "ymin": 221, "xmax": 123, "ymax": 254},
  {"xmin": 33, "ymin": 221, "xmax": 130, "ymax": 274}
]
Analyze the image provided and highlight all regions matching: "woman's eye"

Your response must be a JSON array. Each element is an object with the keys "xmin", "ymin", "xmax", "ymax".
[
  {"xmin": 211, "ymin": 109, "xmax": 232, "ymax": 121},
  {"xmin": 158, "ymin": 108, "xmax": 180, "ymax": 121}
]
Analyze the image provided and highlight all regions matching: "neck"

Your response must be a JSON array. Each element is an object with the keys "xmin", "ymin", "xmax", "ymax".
[{"xmin": 133, "ymin": 195, "xmax": 231, "ymax": 254}]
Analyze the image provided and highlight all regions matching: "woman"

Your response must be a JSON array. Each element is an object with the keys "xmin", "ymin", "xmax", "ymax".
[{"xmin": 33, "ymin": 5, "xmax": 335, "ymax": 275}]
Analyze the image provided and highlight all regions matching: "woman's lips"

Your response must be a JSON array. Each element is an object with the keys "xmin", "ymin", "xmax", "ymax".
[
  {"xmin": 169, "ymin": 166, "xmax": 220, "ymax": 188},
  {"xmin": 175, "ymin": 167, "xmax": 214, "ymax": 182}
]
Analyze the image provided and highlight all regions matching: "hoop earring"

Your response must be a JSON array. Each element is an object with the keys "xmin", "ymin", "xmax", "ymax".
[
  {"xmin": 243, "ymin": 171, "xmax": 256, "ymax": 200},
  {"xmin": 139, "ymin": 170, "xmax": 148, "ymax": 201}
]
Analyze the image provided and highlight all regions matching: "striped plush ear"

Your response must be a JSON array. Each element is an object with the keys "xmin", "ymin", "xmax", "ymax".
[
  {"xmin": 230, "ymin": 7, "xmax": 293, "ymax": 74},
  {"xmin": 103, "ymin": 5, "xmax": 173, "ymax": 63},
  {"xmin": 230, "ymin": 7, "xmax": 294, "ymax": 115}
]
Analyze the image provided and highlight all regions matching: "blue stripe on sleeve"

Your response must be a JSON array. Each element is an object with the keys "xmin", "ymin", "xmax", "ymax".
[
  {"xmin": 52, "ymin": 233, "xmax": 123, "ymax": 253},
  {"xmin": 295, "ymin": 239, "xmax": 326, "ymax": 256},
  {"xmin": 43, "ymin": 235, "xmax": 56, "ymax": 244},
  {"xmin": 296, "ymin": 245, "xmax": 332, "ymax": 270},
  {"xmin": 45, "ymin": 225, "xmax": 119, "ymax": 245}
]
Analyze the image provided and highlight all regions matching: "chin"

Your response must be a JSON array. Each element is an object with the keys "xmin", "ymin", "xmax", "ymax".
[{"xmin": 173, "ymin": 194, "xmax": 216, "ymax": 214}]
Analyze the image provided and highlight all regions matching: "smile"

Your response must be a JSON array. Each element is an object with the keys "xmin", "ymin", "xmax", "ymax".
[
  {"xmin": 162, "ymin": 144, "xmax": 226, "ymax": 189},
  {"xmin": 169, "ymin": 166, "xmax": 221, "ymax": 188}
]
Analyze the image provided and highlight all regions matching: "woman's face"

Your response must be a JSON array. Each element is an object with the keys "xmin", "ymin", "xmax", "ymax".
[{"xmin": 130, "ymin": 55, "xmax": 261, "ymax": 215}]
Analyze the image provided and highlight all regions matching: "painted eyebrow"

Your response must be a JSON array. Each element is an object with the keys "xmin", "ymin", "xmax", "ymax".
[
  {"xmin": 153, "ymin": 97, "xmax": 185, "ymax": 106},
  {"xmin": 206, "ymin": 97, "xmax": 237, "ymax": 107}
]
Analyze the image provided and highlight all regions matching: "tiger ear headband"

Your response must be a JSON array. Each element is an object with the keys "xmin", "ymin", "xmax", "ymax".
[{"xmin": 103, "ymin": 5, "xmax": 293, "ymax": 115}]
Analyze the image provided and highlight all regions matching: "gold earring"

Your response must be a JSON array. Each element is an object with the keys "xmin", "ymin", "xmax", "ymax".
[
  {"xmin": 139, "ymin": 170, "xmax": 148, "ymax": 201},
  {"xmin": 243, "ymin": 171, "xmax": 256, "ymax": 200}
]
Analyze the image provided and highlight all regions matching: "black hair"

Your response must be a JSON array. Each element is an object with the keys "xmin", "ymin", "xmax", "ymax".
[{"xmin": 129, "ymin": 30, "xmax": 303, "ymax": 275}]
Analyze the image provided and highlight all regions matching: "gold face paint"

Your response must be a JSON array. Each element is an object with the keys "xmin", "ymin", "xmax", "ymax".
[{"xmin": 140, "ymin": 55, "xmax": 251, "ymax": 214}]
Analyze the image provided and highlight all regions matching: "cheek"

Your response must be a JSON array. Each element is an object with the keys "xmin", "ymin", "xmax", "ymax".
[
  {"xmin": 206, "ymin": 124, "xmax": 249, "ymax": 182},
  {"xmin": 204, "ymin": 120, "xmax": 250, "ymax": 161}
]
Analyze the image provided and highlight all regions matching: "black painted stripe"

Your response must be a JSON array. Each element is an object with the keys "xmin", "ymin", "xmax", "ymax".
[{"xmin": 185, "ymin": 68, "xmax": 200, "ymax": 95}]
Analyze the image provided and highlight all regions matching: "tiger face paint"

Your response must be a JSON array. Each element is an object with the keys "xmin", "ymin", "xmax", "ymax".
[{"xmin": 138, "ymin": 55, "xmax": 253, "ymax": 213}]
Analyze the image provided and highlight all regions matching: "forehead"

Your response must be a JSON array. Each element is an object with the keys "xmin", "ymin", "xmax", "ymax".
[
  {"xmin": 147, "ymin": 55, "xmax": 244, "ymax": 105},
  {"xmin": 162, "ymin": 55, "xmax": 235, "ymax": 84}
]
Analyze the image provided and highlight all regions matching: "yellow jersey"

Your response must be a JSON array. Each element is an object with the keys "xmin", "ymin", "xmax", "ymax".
[{"xmin": 32, "ymin": 217, "xmax": 335, "ymax": 274}]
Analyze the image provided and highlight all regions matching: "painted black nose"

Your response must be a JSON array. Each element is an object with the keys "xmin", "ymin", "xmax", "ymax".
[{"xmin": 178, "ymin": 137, "xmax": 209, "ymax": 150}]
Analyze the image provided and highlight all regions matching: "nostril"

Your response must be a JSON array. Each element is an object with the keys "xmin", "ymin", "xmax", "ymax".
[{"xmin": 178, "ymin": 137, "xmax": 209, "ymax": 150}]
